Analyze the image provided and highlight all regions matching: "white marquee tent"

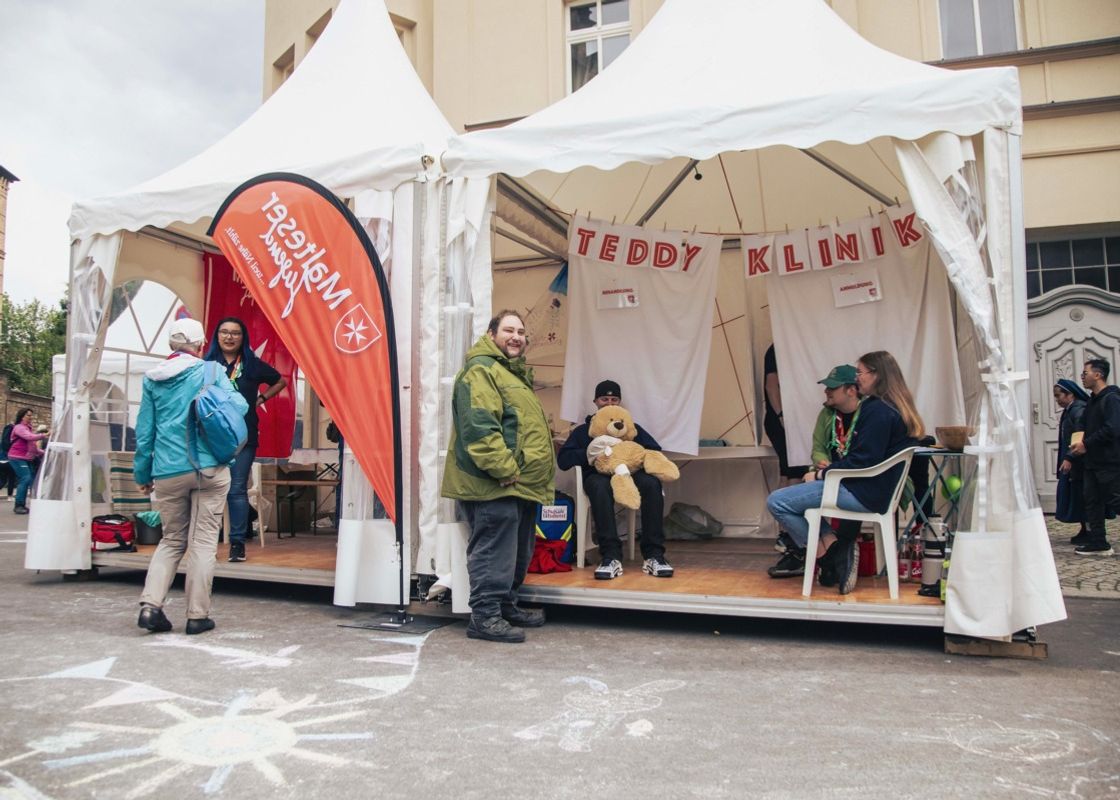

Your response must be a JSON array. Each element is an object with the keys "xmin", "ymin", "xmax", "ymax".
[
  {"xmin": 26, "ymin": 0, "xmax": 494, "ymax": 610},
  {"xmin": 443, "ymin": 0, "xmax": 1064, "ymax": 636}
]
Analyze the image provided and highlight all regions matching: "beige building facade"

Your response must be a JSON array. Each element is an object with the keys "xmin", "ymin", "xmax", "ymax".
[{"xmin": 263, "ymin": 0, "xmax": 1120, "ymax": 506}]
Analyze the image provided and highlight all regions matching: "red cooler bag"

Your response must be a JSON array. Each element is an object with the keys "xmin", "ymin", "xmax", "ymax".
[{"xmin": 91, "ymin": 514, "xmax": 137, "ymax": 551}]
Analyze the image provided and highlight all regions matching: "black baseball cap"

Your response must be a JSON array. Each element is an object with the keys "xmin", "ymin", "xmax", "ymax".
[{"xmin": 594, "ymin": 380, "xmax": 621, "ymax": 401}]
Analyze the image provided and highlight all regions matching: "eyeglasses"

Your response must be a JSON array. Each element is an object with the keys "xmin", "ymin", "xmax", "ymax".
[
  {"xmin": 218, "ymin": 330, "xmax": 243, "ymax": 338},
  {"xmin": 855, "ymin": 368, "xmax": 875, "ymax": 376}
]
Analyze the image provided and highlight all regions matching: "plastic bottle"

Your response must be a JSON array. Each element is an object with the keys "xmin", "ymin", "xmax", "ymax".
[
  {"xmin": 899, "ymin": 533, "xmax": 912, "ymax": 582},
  {"xmin": 909, "ymin": 529, "xmax": 923, "ymax": 583},
  {"xmin": 940, "ymin": 535, "xmax": 952, "ymax": 602}
]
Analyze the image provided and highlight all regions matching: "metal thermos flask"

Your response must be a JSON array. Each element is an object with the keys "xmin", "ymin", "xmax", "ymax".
[{"xmin": 921, "ymin": 519, "xmax": 947, "ymax": 595}]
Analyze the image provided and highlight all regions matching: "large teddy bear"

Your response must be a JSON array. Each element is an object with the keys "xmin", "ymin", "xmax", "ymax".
[{"xmin": 588, "ymin": 405, "xmax": 680, "ymax": 510}]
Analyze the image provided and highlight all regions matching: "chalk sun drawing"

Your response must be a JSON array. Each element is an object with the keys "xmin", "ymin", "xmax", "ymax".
[
  {"xmin": 0, "ymin": 630, "xmax": 434, "ymax": 795},
  {"xmin": 515, "ymin": 677, "xmax": 686, "ymax": 753},
  {"xmin": 43, "ymin": 692, "xmax": 375, "ymax": 797}
]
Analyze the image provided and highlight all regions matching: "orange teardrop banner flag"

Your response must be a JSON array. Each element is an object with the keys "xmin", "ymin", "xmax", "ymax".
[{"xmin": 208, "ymin": 173, "xmax": 400, "ymax": 523}]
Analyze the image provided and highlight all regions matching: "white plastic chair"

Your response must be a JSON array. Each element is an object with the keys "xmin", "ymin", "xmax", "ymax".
[
  {"xmin": 801, "ymin": 446, "xmax": 917, "ymax": 600},
  {"xmin": 574, "ymin": 466, "xmax": 638, "ymax": 568}
]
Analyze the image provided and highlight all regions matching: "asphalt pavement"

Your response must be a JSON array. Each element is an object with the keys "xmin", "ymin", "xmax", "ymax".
[{"xmin": 1, "ymin": 500, "xmax": 1118, "ymax": 799}]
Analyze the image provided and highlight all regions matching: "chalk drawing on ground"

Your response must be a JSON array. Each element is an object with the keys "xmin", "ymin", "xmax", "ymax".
[
  {"xmin": 514, "ymin": 677, "xmax": 686, "ymax": 753},
  {"xmin": 908, "ymin": 713, "xmax": 1120, "ymax": 798},
  {"xmin": 0, "ymin": 630, "xmax": 435, "ymax": 795}
]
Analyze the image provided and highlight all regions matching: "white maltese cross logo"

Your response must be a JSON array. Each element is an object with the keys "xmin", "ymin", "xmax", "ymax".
[{"xmin": 333, "ymin": 304, "xmax": 381, "ymax": 354}]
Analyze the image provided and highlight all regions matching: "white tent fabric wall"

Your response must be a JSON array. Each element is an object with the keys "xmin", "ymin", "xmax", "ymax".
[
  {"xmin": 26, "ymin": 0, "xmax": 489, "ymax": 614},
  {"xmin": 444, "ymin": 0, "xmax": 1064, "ymax": 635},
  {"xmin": 414, "ymin": 179, "xmax": 493, "ymax": 610},
  {"xmin": 896, "ymin": 133, "xmax": 1064, "ymax": 635}
]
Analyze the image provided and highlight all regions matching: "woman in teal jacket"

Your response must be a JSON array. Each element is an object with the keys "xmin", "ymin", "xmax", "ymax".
[{"xmin": 135, "ymin": 318, "xmax": 247, "ymax": 637}]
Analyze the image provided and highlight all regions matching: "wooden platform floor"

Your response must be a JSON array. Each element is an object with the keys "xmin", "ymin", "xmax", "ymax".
[
  {"xmin": 524, "ymin": 538, "xmax": 942, "ymax": 607},
  {"xmin": 131, "ymin": 532, "xmax": 338, "ymax": 571},
  {"xmin": 122, "ymin": 535, "xmax": 940, "ymax": 607}
]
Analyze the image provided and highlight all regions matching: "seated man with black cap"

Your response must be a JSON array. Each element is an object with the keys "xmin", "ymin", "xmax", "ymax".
[{"xmin": 557, "ymin": 380, "xmax": 674, "ymax": 579}]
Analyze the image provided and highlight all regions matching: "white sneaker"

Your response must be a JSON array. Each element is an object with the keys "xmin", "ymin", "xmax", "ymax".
[
  {"xmin": 594, "ymin": 558, "xmax": 623, "ymax": 580},
  {"xmin": 642, "ymin": 557, "xmax": 674, "ymax": 578}
]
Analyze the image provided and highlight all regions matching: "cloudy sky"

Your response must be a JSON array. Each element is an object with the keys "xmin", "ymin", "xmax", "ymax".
[{"xmin": 0, "ymin": 1, "xmax": 264, "ymax": 305}]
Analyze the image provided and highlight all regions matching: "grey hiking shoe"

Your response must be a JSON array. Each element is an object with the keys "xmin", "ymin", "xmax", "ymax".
[
  {"xmin": 466, "ymin": 615, "xmax": 525, "ymax": 643},
  {"xmin": 502, "ymin": 605, "xmax": 546, "ymax": 627}
]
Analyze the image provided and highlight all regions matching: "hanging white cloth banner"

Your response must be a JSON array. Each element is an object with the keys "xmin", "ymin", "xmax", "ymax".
[
  {"xmin": 766, "ymin": 226, "xmax": 966, "ymax": 466},
  {"xmin": 561, "ymin": 219, "xmax": 720, "ymax": 455}
]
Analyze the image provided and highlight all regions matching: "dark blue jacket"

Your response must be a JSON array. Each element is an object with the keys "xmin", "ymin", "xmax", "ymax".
[
  {"xmin": 818, "ymin": 395, "xmax": 916, "ymax": 513},
  {"xmin": 557, "ymin": 415, "xmax": 662, "ymax": 472}
]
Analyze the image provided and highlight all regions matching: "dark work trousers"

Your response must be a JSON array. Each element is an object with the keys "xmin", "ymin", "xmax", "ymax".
[
  {"xmin": 460, "ymin": 497, "xmax": 537, "ymax": 619},
  {"xmin": 1083, "ymin": 467, "xmax": 1120, "ymax": 545},
  {"xmin": 583, "ymin": 471, "xmax": 666, "ymax": 561}
]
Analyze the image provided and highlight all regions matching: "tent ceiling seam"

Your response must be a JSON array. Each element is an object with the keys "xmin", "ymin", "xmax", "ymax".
[
  {"xmin": 622, "ymin": 165, "xmax": 654, "ymax": 225},
  {"xmin": 718, "ymin": 154, "xmax": 743, "ymax": 231}
]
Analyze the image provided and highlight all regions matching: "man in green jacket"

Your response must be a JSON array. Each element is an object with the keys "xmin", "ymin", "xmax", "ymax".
[{"xmin": 441, "ymin": 310, "xmax": 556, "ymax": 643}]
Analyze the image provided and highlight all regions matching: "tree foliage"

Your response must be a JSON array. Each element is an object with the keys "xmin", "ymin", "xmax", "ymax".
[{"xmin": 0, "ymin": 293, "xmax": 68, "ymax": 396}]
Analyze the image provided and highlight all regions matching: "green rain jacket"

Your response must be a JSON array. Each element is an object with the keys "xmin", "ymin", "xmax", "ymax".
[{"xmin": 440, "ymin": 334, "xmax": 555, "ymax": 505}]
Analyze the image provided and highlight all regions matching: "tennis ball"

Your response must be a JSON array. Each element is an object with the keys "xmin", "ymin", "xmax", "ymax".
[{"xmin": 941, "ymin": 475, "xmax": 963, "ymax": 502}]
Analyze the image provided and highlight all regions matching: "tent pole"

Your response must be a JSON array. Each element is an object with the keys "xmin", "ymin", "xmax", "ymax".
[
  {"xmin": 494, "ymin": 227, "xmax": 566, "ymax": 261},
  {"xmin": 636, "ymin": 159, "xmax": 700, "ymax": 226},
  {"xmin": 497, "ymin": 174, "xmax": 569, "ymax": 237},
  {"xmin": 799, "ymin": 149, "xmax": 895, "ymax": 206}
]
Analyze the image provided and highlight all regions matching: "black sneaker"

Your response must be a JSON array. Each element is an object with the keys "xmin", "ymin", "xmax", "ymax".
[
  {"xmin": 1074, "ymin": 541, "xmax": 1114, "ymax": 556},
  {"xmin": 767, "ymin": 548, "xmax": 805, "ymax": 578},
  {"xmin": 837, "ymin": 540, "xmax": 860, "ymax": 595},
  {"xmin": 594, "ymin": 558, "xmax": 624, "ymax": 580},
  {"xmin": 502, "ymin": 605, "xmax": 546, "ymax": 627},
  {"xmin": 137, "ymin": 605, "xmax": 172, "ymax": 633},
  {"xmin": 817, "ymin": 540, "xmax": 843, "ymax": 587},
  {"xmin": 466, "ymin": 615, "xmax": 525, "ymax": 643},
  {"xmin": 1069, "ymin": 530, "xmax": 1092, "ymax": 546},
  {"xmin": 185, "ymin": 618, "xmax": 216, "ymax": 635},
  {"xmin": 228, "ymin": 542, "xmax": 246, "ymax": 562},
  {"xmin": 774, "ymin": 531, "xmax": 797, "ymax": 554},
  {"xmin": 642, "ymin": 557, "xmax": 674, "ymax": 578}
]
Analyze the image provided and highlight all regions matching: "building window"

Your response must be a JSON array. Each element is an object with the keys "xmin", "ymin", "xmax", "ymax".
[
  {"xmin": 1026, "ymin": 237, "xmax": 1120, "ymax": 299},
  {"xmin": 938, "ymin": 0, "xmax": 1018, "ymax": 59},
  {"xmin": 567, "ymin": 0, "xmax": 630, "ymax": 93}
]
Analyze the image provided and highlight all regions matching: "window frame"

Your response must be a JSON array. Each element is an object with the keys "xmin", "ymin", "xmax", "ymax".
[
  {"xmin": 565, "ymin": 0, "xmax": 632, "ymax": 94},
  {"xmin": 938, "ymin": 0, "xmax": 1021, "ymax": 60}
]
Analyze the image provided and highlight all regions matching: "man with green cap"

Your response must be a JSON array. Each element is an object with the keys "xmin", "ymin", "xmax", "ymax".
[{"xmin": 765, "ymin": 364, "xmax": 915, "ymax": 594}]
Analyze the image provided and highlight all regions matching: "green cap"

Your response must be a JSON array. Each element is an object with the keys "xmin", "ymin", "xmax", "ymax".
[{"xmin": 818, "ymin": 364, "xmax": 858, "ymax": 388}]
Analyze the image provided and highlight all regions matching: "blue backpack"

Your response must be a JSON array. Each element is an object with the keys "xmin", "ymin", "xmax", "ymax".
[{"xmin": 187, "ymin": 362, "xmax": 248, "ymax": 467}]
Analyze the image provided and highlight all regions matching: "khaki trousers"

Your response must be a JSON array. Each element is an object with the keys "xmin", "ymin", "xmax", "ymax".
[{"xmin": 139, "ymin": 467, "xmax": 230, "ymax": 620}]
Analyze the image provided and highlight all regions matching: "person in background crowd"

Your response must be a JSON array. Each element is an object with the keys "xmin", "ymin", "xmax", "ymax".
[
  {"xmin": 0, "ymin": 419, "xmax": 16, "ymax": 501},
  {"xmin": 135, "ymin": 318, "xmax": 247, "ymax": 635},
  {"xmin": 1068, "ymin": 358, "xmax": 1119, "ymax": 556},
  {"xmin": 1053, "ymin": 378, "xmax": 1091, "ymax": 542},
  {"xmin": 854, "ymin": 351, "xmax": 934, "ymax": 522},
  {"xmin": 204, "ymin": 317, "xmax": 287, "ymax": 564},
  {"xmin": 8, "ymin": 408, "xmax": 48, "ymax": 515},
  {"xmin": 441, "ymin": 310, "xmax": 555, "ymax": 643},
  {"xmin": 31, "ymin": 424, "xmax": 49, "ymax": 472},
  {"xmin": 557, "ymin": 379, "xmax": 675, "ymax": 580},
  {"xmin": 763, "ymin": 344, "xmax": 810, "ymax": 486}
]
